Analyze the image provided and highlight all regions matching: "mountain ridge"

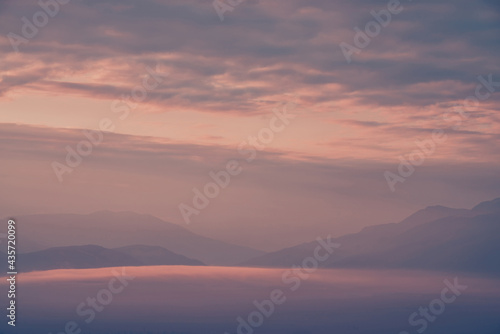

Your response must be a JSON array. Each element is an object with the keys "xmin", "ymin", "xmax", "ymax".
[
  {"xmin": 241, "ymin": 197, "xmax": 500, "ymax": 276},
  {"xmin": 7, "ymin": 244, "xmax": 205, "ymax": 272},
  {"xmin": 8, "ymin": 211, "xmax": 263, "ymax": 265}
]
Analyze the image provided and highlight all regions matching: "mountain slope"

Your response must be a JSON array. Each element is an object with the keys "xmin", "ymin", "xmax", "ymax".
[
  {"xmin": 114, "ymin": 245, "xmax": 204, "ymax": 266},
  {"xmin": 14, "ymin": 244, "xmax": 205, "ymax": 272},
  {"xmin": 11, "ymin": 211, "xmax": 263, "ymax": 265},
  {"xmin": 243, "ymin": 203, "xmax": 475, "ymax": 267},
  {"xmin": 329, "ymin": 213, "xmax": 500, "ymax": 274},
  {"xmin": 243, "ymin": 197, "xmax": 500, "ymax": 276},
  {"xmin": 18, "ymin": 245, "xmax": 142, "ymax": 272}
]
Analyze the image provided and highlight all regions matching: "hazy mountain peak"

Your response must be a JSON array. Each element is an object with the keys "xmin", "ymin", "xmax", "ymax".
[
  {"xmin": 116, "ymin": 245, "xmax": 166, "ymax": 251},
  {"xmin": 399, "ymin": 204, "xmax": 469, "ymax": 228},
  {"xmin": 14, "ymin": 212, "xmax": 263, "ymax": 265},
  {"xmin": 424, "ymin": 204, "xmax": 453, "ymax": 210},
  {"xmin": 86, "ymin": 210, "xmax": 184, "ymax": 230},
  {"xmin": 472, "ymin": 197, "xmax": 500, "ymax": 213},
  {"xmin": 243, "ymin": 197, "xmax": 500, "ymax": 276}
]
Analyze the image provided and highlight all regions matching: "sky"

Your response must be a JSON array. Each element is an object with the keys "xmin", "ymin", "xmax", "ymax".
[{"xmin": 0, "ymin": 0, "xmax": 499, "ymax": 251}]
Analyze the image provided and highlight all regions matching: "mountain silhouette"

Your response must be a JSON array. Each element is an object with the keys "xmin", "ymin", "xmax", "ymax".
[
  {"xmin": 242, "ymin": 197, "xmax": 500, "ymax": 276},
  {"xmin": 11, "ymin": 211, "xmax": 263, "ymax": 265},
  {"xmin": 10, "ymin": 244, "xmax": 205, "ymax": 272}
]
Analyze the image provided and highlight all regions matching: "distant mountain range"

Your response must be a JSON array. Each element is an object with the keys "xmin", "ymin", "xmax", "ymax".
[
  {"xmin": 5, "ymin": 244, "xmax": 205, "ymax": 272},
  {"xmin": 241, "ymin": 198, "xmax": 500, "ymax": 276},
  {"xmin": 5, "ymin": 198, "xmax": 500, "ymax": 275},
  {"xmin": 9, "ymin": 211, "xmax": 263, "ymax": 265}
]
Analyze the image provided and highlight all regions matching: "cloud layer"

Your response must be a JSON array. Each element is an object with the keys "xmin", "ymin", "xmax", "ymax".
[{"xmin": 0, "ymin": 0, "xmax": 499, "ymax": 249}]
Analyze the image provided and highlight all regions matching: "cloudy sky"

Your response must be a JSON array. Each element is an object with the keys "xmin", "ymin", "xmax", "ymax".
[{"xmin": 1, "ymin": 0, "xmax": 499, "ymax": 251}]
